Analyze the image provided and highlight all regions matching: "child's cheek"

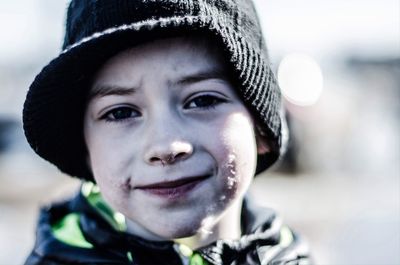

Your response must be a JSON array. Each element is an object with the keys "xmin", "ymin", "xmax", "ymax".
[
  {"xmin": 216, "ymin": 112, "xmax": 257, "ymax": 198},
  {"xmin": 221, "ymin": 153, "xmax": 239, "ymax": 190},
  {"xmin": 89, "ymin": 152, "xmax": 133, "ymax": 203},
  {"xmin": 94, "ymin": 173, "xmax": 132, "ymax": 213}
]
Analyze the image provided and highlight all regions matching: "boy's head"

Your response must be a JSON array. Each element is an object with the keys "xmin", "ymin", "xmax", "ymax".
[{"xmin": 23, "ymin": 0, "xmax": 285, "ymax": 191}]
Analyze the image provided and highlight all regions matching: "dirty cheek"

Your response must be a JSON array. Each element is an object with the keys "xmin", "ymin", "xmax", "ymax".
[
  {"xmin": 199, "ymin": 153, "xmax": 239, "ymax": 234},
  {"xmin": 90, "ymin": 153, "xmax": 133, "ymax": 207},
  {"xmin": 220, "ymin": 153, "xmax": 239, "ymax": 198},
  {"xmin": 96, "ymin": 175, "xmax": 132, "ymax": 213},
  {"xmin": 218, "ymin": 112, "xmax": 257, "ymax": 198}
]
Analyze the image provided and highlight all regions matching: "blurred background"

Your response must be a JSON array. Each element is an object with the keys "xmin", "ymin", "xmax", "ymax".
[{"xmin": 0, "ymin": 0, "xmax": 398, "ymax": 264}]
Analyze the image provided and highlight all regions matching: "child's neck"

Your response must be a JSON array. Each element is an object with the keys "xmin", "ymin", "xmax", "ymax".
[{"xmin": 174, "ymin": 199, "xmax": 243, "ymax": 249}]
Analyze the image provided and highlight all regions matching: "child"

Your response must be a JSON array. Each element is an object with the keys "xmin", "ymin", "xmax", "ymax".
[{"xmin": 23, "ymin": 0, "xmax": 311, "ymax": 264}]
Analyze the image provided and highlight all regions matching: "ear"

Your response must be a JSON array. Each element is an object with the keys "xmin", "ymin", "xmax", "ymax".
[
  {"xmin": 256, "ymin": 135, "xmax": 271, "ymax": 155},
  {"xmin": 255, "ymin": 125, "xmax": 271, "ymax": 155}
]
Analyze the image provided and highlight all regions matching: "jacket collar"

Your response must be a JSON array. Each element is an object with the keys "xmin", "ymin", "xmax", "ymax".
[{"xmin": 31, "ymin": 182, "xmax": 304, "ymax": 265}]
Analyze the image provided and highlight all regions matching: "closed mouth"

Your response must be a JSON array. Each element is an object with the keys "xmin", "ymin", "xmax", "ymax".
[
  {"xmin": 135, "ymin": 175, "xmax": 211, "ymax": 199},
  {"xmin": 136, "ymin": 175, "xmax": 211, "ymax": 190}
]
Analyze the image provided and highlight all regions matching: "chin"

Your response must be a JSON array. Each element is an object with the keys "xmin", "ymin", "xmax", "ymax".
[
  {"xmin": 158, "ymin": 222, "xmax": 202, "ymax": 239},
  {"xmin": 150, "ymin": 215, "xmax": 210, "ymax": 240}
]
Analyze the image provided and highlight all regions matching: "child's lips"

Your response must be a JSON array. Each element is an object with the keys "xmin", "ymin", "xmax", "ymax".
[{"xmin": 135, "ymin": 175, "xmax": 211, "ymax": 199}]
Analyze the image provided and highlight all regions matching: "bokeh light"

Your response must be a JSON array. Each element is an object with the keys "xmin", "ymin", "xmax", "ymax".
[{"xmin": 277, "ymin": 53, "xmax": 324, "ymax": 106}]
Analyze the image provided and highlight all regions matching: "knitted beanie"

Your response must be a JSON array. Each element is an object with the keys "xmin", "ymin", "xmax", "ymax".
[{"xmin": 23, "ymin": 0, "xmax": 286, "ymax": 181}]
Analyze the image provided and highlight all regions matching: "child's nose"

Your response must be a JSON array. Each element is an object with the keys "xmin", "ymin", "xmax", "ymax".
[{"xmin": 144, "ymin": 140, "xmax": 193, "ymax": 166}]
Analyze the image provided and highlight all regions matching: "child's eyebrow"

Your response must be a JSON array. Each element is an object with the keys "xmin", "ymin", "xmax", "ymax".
[
  {"xmin": 175, "ymin": 68, "xmax": 229, "ymax": 87},
  {"xmin": 88, "ymin": 68, "xmax": 228, "ymax": 100},
  {"xmin": 88, "ymin": 85, "xmax": 137, "ymax": 100}
]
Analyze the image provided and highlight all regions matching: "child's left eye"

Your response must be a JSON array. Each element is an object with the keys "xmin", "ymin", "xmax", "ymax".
[{"xmin": 184, "ymin": 95, "xmax": 226, "ymax": 109}]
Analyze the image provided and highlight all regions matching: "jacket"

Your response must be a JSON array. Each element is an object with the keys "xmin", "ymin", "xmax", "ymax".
[{"xmin": 25, "ymin": 183, "xmax": 311, "ymax": 265}]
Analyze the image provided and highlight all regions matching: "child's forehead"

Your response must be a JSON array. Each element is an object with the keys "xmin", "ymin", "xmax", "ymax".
[
  {"xmin": 110, "ymin": 34, "xmax": 224, "ymax": 67},
  {"xmin": 89, "ymin": 35, "xmax": 232, "ymax": 94}
]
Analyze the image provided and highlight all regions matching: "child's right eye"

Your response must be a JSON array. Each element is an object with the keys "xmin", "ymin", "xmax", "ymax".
[{"xmin": 101, "ymin": 107, "xmax": 140, "ymax": 122}]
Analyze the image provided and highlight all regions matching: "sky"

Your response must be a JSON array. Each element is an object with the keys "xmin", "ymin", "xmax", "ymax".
[
  {"xmin": 254, "ymin": 0, "xmax": 399, "ymax": 60},
  {"xmin": 0, "ymin": 0, "xmax": 398, "ymax": 64}
]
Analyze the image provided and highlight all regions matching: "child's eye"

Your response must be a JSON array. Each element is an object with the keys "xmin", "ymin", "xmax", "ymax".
[
  {"xmin": 101, "ymin": 107, "xmax": 140, "ymax": 122},
  {"xmin": 184, "ymin": 94, "xmax": 226, "ymax": 109}
]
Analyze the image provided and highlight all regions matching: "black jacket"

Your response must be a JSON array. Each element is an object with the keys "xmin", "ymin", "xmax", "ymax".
[{"xmin": 25, "ymin": 187, "xmax": 311, "ymax": 265}]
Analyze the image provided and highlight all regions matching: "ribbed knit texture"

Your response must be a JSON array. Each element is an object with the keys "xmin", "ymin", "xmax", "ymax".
[{"xmin": 23, "ymin": 0, "xmax": 284, "ymax": 180}]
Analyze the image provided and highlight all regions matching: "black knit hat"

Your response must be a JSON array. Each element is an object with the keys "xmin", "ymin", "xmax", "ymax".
[{"xmin": 23, "ymin": 0, "xmax": 286, "ymax": 181}]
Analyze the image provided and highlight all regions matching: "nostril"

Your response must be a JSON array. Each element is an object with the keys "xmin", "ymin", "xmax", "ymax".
[
  {"xmin": 149, "ymin": 156, "xmax": 168, "ymax": 166},
  {"xmin": 149, "ymin": 157, "xmax": 161, "ymax": 163},
  {"xmin": 174, "ymin": 152, "xmax": 187, "ymax": 161},
  {"xmin": 164, "ymin": 153, "xmax": 184, "ymax": 164}
]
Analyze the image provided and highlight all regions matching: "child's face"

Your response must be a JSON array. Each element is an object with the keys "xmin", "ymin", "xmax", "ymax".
[{"xmin": 83, "ymin": 36, "xmax": 260, "ymax": 240}]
